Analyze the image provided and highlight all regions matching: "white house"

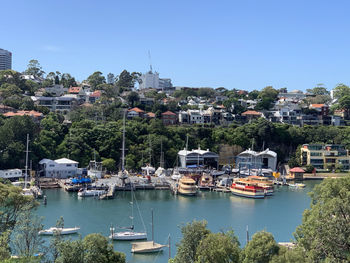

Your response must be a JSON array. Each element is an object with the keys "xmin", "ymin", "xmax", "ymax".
[
  {"xmin": 0, "ymin": 169, "xmax": 23, "ymax": 180},
  {"xmin": 188, "ymin": 110, "xmax": 203, "ymax": 124},
  {"xmin": 39, "ymin": 158, "xmax": 80, "ymax": 178}
]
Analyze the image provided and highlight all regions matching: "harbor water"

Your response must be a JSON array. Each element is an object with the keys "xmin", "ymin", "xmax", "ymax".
[{"xmin": 36, "ymin": 180, "xmax": 319, "ymax": 263}]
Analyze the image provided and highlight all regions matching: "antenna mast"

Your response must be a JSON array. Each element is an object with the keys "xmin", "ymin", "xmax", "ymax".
[{"xmin": 148, "ymin": 50, "xmax": 153, "ymax": 73}]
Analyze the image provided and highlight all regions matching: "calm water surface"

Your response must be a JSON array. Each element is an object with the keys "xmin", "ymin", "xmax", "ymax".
[{"xmin": 36, "ymin": 181, "xmax": 319, "ymax": 263}]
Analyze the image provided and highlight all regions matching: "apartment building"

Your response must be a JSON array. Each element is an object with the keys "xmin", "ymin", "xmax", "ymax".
[
  {"xmin": 0, "ymin": 48, "xmax": 12, "ymax": 70},
  {"xmin": 301, "ymin": 144, "xmax": 350, "ymax": 171}
]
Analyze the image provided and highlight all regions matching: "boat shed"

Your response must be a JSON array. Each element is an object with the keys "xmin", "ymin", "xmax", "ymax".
[
  {"xmin": 236, "ymin": 148, "xmax": 277, "ymax": 171},
  {"xmin": 38, "ymin": 158, "xmax": 82, "ymax": 178},
  {"xmin": 178, "ymin": 147, "xmax": 219, "ymax": 169}
]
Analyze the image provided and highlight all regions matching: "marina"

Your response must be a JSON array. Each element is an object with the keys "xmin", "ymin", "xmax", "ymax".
[{"xmin": 36, "ymin": 180, "xmax": 320, "ymax": 263}]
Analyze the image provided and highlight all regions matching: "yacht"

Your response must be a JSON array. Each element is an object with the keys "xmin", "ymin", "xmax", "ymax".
[
  {"xmin": 131, "ymin": 210, "xmax": 167, "ymax": 253},
  {"xmin": 77, "ymin": 189, "xmax": 106, "ymax": 197},
  {"xmin": 230, "ymin": 179, "xmax": 266, "ymax": 199},
  {"xmin": 39, "ymin": 227, "xmax": 80, "ymax": 235},
  {"xmin": 171, "ymin": 168, "xmax": 181, "ymax": 181},
  {"xmin": 110, "ymin": 187, "xmax": 147, "ymax": 241},
  {"xmin": 198, "ymin": 173, "xmax": 213, "ymax": 190},
  {"xmin": 178, "ymin": 177, "xmax": 197, "ymax": 196}
]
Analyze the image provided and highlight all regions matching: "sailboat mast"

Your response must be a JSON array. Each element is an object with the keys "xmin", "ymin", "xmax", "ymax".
[
  {"xmin": 122, "ymin": 111, "xmax": 126, "ymax": 171},
  {"xmin": 148, "ymin": 135, "xmax": 152, "ymax": 166},
  {"xmin": 151, "ymin": 209, "xmax": 154, "ymax": 242},
  {"xmin": 160, "ymin": 139, "xmax": 164, "ymax": 168},
  {"xmin": 131, "ymin": 186, "xmax": 134, "ymax": 229},
  {"xmin": 24, "ymin": 134, "xmax": 29, "ymax": 189}
]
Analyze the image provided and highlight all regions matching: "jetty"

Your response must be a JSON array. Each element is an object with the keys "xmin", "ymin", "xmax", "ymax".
[{"xmin": 99, "ymin": 184, "xmax": 116, "ymax": 200}]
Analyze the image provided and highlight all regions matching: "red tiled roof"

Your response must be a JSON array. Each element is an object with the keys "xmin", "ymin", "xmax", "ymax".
[
  {"xmin": 90, "ymin": 90, "xmax": 101, "ymax": 97},
  {"xmin": 241, "ymin": 110, "xmax": 262, "ymax": 116},
  {"xmin": 3, "ymin": 110, "xmax": 43, "ymax": 118},
  {"xmin": 128, "ymin": 107, "xmax": 144, "ymax": 113},
  {"xmin": 146, "ymin": 112, "xmax": 156, "ymax": 118},
  {"xmin": 68, "ymin": 86, "xmax": 81, "ymax": 93},
  {"xmin": 161, "ymin": 111, "xmax": 176, "ymax": 116},
  {"xmin": 290, "ymin": 167, "xmax": 305, "ymax": 173},
  {"xmin": 310, "ymin": 104, "xmax": 327, "ymax": 108}
]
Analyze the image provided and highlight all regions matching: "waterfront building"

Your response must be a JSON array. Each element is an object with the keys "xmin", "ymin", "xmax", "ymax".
[
  {"xmin": 0, "ymin": 48, "xmax": 12, "ymax": 70},
  {"xmin": 301, "ymin": 144, "xmax": 350, "ymax": 171},
  {"xmin": 236, "ymin": 149, "xmax": 277, "ymax": 171},
  {"xmin": 38, "ymin": 158, "xmax": 80, "ymax": 178},
  {"xmin": 241, "ymin": 110, "xmax": 263, "ymax": 122},
  {"xmin": 289, "ymin": 167, "xmax": 305, "ymax": 180},
  {"xmin": 178, "ymin": 147, "xmax": 219, "ymax": 168},
  {"xmin": 0, "ymin": 169, "xmax": 23, "ymax": 180}
]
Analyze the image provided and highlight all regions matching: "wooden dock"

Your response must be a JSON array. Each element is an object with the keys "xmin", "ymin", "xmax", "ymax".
[{"xmin": 99, "ymin": 184, "xmax": 116, "ymax": 200}]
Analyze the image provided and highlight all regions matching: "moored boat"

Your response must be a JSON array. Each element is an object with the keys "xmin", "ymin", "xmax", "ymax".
[
  {"xmin": 198, "ymin": 173, "xmax": 213, "ymax": 190},
  {"xmin": 230, "ymin": 179, "xmax": 265, "ymax": 199},
  {"xmin": 131, "ymin": 241, "xmax": 167, "ymax": 253},
  {"xmin": 78, "ymin": 189, "xmax": 106, "ymax": 197},
  {"xmin": 178, "ymin": 177, "xmax": 197, "ymax": 196},
  {"xmin": 246, "ymin": 176, "xmax": 274, "ymax": 196},
  {"xmin": 39, "ymin": 226, "xmax": 80, "ymax": 235}
]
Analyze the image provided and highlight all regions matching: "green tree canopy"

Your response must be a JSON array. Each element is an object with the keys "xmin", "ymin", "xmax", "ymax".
[
  {"xmin": 87, "ymin": 71, "xmax": 106, "ymax": 90},
  {"xmin": 173, "ymin": 220, "xmax": 211, "ymax": 263},
  {"xmin": 294, "ymin": 176, "xmax": 350, "ymax": 262},
  {"xmin": 195, "ymin": 231, "xmax": 241, "ymax": 263},
  {"xmin": 242, "ymin": 231, "xmax": 279, "ymax": 263},
  {"xmin": 24, "ymin": 60, "xmax": 45, "ymax": 78}
]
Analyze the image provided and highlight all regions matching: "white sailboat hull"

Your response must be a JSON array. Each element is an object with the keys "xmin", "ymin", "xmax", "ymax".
[
  {"xmin": 131, "ymin": 241, "xmax": 166, "ymax": 253},
  {"xmin": 110, "ymin": 231, "xmax": 147, "ymax": 240},
  {"xmin": 78, "ymin": 190, "xmax": 106, "ymax": 197},
  {"xmin": 39, "ymin": 227, "xmax": 80, "ymax": 235}
]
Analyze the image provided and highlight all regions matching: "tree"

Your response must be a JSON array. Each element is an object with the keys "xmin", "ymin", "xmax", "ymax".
[
  {"xmin": 339, "ymin": 95, "xmax": 350, "ymax": 118},
  {"xmin": 333, "ymin": 83, "xmax": 350, "ymax": 100},
  {"xmin": 87, "ymin": 72, "xmax": 106, "ymax": 90},
  {"xmin": 61, "ymin": 73, "xmax": 77, "ymax": 88},
  {"xmin": 126, "ymin": 91, "xmax": 139, "ymax": 107},
  {"xmin": 294, "ymin": 177, "xmax": 350, "ymax": 262},
  {"xmin": 306, "ymin": 85, "xmax": 329, "ymax": 96},
  {"xmin": 173, "ymin": 220, "xmax": 211, "ymax": 263},
  {"xmin": 0, "ymin": 231, "xmax": 11, "ymax": 260},
  {"xmin": 12, "ymin": 210, "xmax": 44, "ymax": 259},
  {"xmin": 195, "ymin": 231, "xmax": 241, "ymax": 263},
  {"xmin": 56, "ymin": 233, "xmax": 126, "ymax": 263},
  {"xmin": 24, "ymin": 60, "xmax": 45, "ymax": 78},
  {"xmin": 107, "ymin": 73, "xmax": 115, "ymax": 85},
  {"xmin": 0, "ymin": 182, "xmax": 36, "ymax": 232},
  {"xmin": 102, "ymin": 158, "xmax": 116, "ymax": 172},
  {"xmin": 242, "ymin": 231, "xmax": 279, "ymax": 263},
  {"xmin": 270, "ymin": 246, "xmax": 310, "ymax": 263},
  {"xmin": 49, "ymin": 216, "xmax": 64, "ymax": 261},
  {"xmin": 116, "ymin": 70, "xmax": 133, "ymax": 89}
]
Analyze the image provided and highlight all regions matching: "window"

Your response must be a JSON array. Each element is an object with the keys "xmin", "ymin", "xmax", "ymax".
[
  {"xmin": 310, "ymin": 152, "xmax": 322, "ymax": 156},
  {"xmin": 49, "ymin": 164, "xmax": 55, "ymax": 167},
  {"xmin": 66, "ymin": 164, "xmax": 72, "ymax": 167}
]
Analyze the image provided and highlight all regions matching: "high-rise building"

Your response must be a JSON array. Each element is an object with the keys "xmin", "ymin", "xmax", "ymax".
[
  {"xmin": 0, "ymin": 48, "xmax": 12, "ymax": 70},
  {"xmin": 139, "ymin": 70, "xmax": 172, "ymax": 91}
]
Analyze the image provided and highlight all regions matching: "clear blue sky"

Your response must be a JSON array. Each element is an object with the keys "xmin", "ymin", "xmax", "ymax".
[{"xmin": 1, "ymin": 0, "xmax": 350, "ymax": 91}]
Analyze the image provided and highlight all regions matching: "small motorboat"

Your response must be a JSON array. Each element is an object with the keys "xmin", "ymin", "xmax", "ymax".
[
  {"xmin": 39, "ymin": 227, "xmax": 80, "ymax": 235},
  {"xmin": 131, "ymin": 241, "xmax": 167, "ymax": 253}
]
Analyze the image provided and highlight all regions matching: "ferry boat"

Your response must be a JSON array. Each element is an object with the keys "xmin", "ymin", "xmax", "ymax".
[
  {"xmin": 177, "ymin": 177, "xmax": 197, "ymax": 196},
  {"xmin": 230, "ymin": 179, "xmax": 266, "ymax": 199},
  {"xmin": 198, "ymin": 173, "xmax": 213, "ymax": 191},
  {"xmin": 246, "ymin": 176, "xmax": 274, "ymax": 196}
]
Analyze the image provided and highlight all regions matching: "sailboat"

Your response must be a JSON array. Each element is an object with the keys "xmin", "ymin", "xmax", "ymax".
[
  {"xmin": 118, "ymin": 111, "xmax": 129, "ymax": 181},
  {"xmin": 22, "ymin": 134, "xmax": 34, "ymax": 197},
  {"xmin": 110, "ymin": 186, "xmax": 147, "ymax": 240},
  {"xmin": 155, "ymin": 139, "xmax": 166, "ymax": 178},
  {"xmin": 131, "ymin": 209, "xmax": 167, "ymax": 253}
]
